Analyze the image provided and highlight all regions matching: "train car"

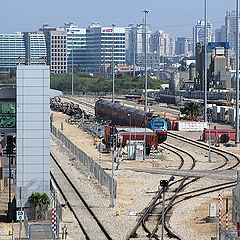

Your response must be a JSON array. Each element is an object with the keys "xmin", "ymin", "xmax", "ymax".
[
  {"xmin": 151, "ymin": 118, "xmax": 168, "ymax": 143},
  {"xmin": 95, "ymin": 99, "xmax": 167, "ymax": 143}
]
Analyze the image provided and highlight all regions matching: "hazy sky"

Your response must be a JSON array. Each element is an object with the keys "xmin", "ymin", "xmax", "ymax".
[{"xmin": 2, "ymin": 0, "xmax": 236, "ymax": 37}]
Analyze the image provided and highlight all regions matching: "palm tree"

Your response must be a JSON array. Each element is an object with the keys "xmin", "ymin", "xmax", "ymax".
[{"xmin": 180, "ymin": 102, "xmax": 202, "ymax": 120}]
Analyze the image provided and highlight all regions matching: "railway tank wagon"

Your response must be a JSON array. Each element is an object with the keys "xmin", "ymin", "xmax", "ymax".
[{"xmin": 95, "ymin": 99, "xmax": 167, "ymax": 143}]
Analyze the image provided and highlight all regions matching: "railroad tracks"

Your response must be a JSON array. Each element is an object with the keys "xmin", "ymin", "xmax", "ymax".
[
  {"xmin": 126, "ymin": 132, "xmax": 239, "ymax": 239},
  {"xmin": 50, "ymin": 153, "xmax": 112, "ymax": 240}
]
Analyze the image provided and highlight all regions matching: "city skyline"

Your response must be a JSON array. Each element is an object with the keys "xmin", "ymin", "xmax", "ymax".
[{"xmin": 2, "ymin": 0, "xmax": 236, "ymax": 37}]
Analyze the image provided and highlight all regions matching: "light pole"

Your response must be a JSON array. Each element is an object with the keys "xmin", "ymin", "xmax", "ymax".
[
  {"xmin": 143, "ymin": 114, "xmax": 146, "ymax": 160},
  {"xmin": 236, "ymin": 0, "xmax": 240, "ymax": 144},
  {"xmin": 143, "ymin": 9, "xmax": 149, "ymax": 112},
  {"xmin": 204, "ymin": 0, "xmax": 207, "ymax": 122},
  {"xmin": 128, "ymin": 114, "xmax": 132, "ymax": 159},
  {"xmin": 208, "ymin": 119, "xmax": 212, "ymax": 163},
  {"xmin": 112, "ymin": 24, "xmax": 116, "ymax": 103},
  {"xmin": 71, "ymin": 31, "xmax": 74, "ymax": 96}
]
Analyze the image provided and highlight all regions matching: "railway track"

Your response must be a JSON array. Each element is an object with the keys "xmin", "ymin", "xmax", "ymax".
[
  {"xmin": 62, "ymin": 96, "xmax": 95, "ymax": 111},
  {"xmin": 50, "ymin": 153, "xmax": 112, "ymax": 240},
  {"xmin": 127, "ymin": 132, "xmax": 239, "ymax": 239},
  {"xmin": 167, "ymin": 131, "xmax": 240, "ymax": 169}
]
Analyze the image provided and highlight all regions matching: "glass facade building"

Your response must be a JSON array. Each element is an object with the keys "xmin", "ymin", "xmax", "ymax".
[
  {"xmin": 0, "ymin": 33, "xmax": 46, "ymax": 72},
  {"xmin": 0, "ymin": 34, "xmax": 25, "ymax": 71}
]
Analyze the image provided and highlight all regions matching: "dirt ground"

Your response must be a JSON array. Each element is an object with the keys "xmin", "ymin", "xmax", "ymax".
[{"xmin": 51, "ymin": 107, "xmax": 239, "ymax": 239}]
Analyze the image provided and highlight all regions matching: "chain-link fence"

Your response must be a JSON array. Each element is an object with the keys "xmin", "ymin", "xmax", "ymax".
[{"xmin": 51, "ymin": 125, "xmax": 117, "ymax": 197}]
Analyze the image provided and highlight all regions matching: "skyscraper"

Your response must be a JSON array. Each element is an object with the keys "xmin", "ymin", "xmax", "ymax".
[
  {"xmin": 193, "ymin": 20, "xmax": 213, "ymax": 55},
  {"xmin": 150, "ymin": 30, "xmax": 170, "ymax": 56},
  {"xmin": 126, "ymin": 24, "xmax": 151, "ymax": 65}
]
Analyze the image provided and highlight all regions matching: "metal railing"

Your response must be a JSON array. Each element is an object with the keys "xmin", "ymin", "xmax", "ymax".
[{"xmin": 51, "ymin": 125, "xmax": 116, "ymax": 197}]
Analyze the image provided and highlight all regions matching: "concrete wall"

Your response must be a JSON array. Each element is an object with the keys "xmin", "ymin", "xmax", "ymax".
[{"xmin": 16, "ymin": 65, "xmax": 50, "ymax": 207}]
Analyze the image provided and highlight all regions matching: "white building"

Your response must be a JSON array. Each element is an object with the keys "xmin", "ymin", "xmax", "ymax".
[
  {"xmin": 126, "ymin": 24, "xmax": 151, "ymax": 65},
  {"xmin": 193, "ymin": 20, "xmax": 213, "ymax": 55},
  {"xmin": 64, "ymin": 23, "xmax": 86, "ymax": 72},
  {"xmin": 150, "ymin": 30, "xmax": 170, "ymax": 56}
]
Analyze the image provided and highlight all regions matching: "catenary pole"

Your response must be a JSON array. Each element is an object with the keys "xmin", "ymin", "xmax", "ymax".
[{"xmin": 236, "ymin": 0, "xmax": 240, "ymax": 144}]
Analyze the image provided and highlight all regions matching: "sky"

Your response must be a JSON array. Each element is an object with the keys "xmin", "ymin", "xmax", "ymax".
[{"xmin": 1, "ymin": 0, "xmax": 237, "ymax": 37}]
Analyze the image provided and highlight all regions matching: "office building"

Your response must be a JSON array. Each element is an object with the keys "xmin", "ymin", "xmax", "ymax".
[
  {"xmin": 0, "ymin": 33, "xmax": 46, "ymax": 72},
  {"xmin": 175, "ymin": 37, "xmax": 193, "ymax": 56},
  {"xmin": 150, "ymin": 30, "xmax": 170, "ymax": 56},
  {"xmin": 85, "ymin": 23, "xmax": 125, "ymax": 74},
  {"xmin": 39, "ymin": 26, "xmax": 68, "ymax": 74},
  {"xmin": 64, "ymin": 23, "xmax": 86, "ymax": 72},
  {"xmin": 193, "ymin": 20, "xmax": 213, "ymax": 55},
  {"xmin": 215, "ymin": 25, "xmax": 227, "ymax": 42},
  {"xmin": 169, "ymin": 38, "xmax": 175, "ymax": 55},
  {"xmin": 126, "ymin": 24, "xmax": 151, "ymax": 65}
]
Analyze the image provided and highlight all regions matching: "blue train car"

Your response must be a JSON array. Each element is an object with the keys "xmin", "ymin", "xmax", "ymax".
[{"xmin": 150, "ymin": 118, "xmax": 168, "ymax": 143}]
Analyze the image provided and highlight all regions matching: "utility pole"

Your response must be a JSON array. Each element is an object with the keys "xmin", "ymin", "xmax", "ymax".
[
  {"xmin": 204, "ymin": 0, "xmax": 208, "ymax": 122},
  {"xmin": 143, "ymin": 9, "xmax": 149, "ymax": 112},
  {"xmin": 236, "ymin": 0, "xmax": 240, "ymax": 144},
  {"xmin": 71, "ymin": 31, "xmax": 74, "ymax": 96},
  {"xmin": 110, "ymin": 127, "xmax": 116, "ymax": 207},
  {"xmin": 112, "ymin": 24, "xmax": 116, "ymax": 103}
]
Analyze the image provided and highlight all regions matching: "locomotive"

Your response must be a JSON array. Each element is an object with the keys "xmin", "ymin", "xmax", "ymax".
[{"xmin": 95, "ymin": 99, "xmax": 167, "ymax": 143}]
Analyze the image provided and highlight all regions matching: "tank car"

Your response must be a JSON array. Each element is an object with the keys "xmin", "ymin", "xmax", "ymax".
[{"xmin": 95, "ymin": 99, "xmax": 167, "ymax": 143}]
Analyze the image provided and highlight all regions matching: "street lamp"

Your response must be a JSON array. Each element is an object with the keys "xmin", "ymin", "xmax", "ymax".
[
  {"xmin": 236, "ymin": 0, "xmax": 240, "ymax": 144},
  {"xmin": 143, "ymin": 9, "xmax": 149, "ymax": 112},
  {"xmin": 204, "ymin": 0, "xmax": 207, "ymax": 122},
  {"xmin": 128, "ymin": 114, "xmax": 132, "ymax": 159},
  {"xmin": 71, "ymin": 31, "xmax": 74, "ymax": 96},
  {"xmin": 112, "ymin": 24, "xmax": 116, "ymax": 103}
]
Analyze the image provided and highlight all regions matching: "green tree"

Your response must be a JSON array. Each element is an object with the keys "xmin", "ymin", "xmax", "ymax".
[
  {"xmin": 180, "ymin": 102, "xmax": 203, "ymax": 120},
  {"xmin": 28, "ymin": 192, "xmax": 50, "ymax": 208}
]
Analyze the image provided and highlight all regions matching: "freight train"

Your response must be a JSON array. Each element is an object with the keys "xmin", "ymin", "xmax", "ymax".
[{"xmin": 95, "ymin": 99, "xmax": 167, "ymax": 143}]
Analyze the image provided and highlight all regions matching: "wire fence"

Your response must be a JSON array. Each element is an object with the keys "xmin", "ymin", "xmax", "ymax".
[{"xmin": 51, "ymin": 125, "xmax": 116, "ymax": 197}]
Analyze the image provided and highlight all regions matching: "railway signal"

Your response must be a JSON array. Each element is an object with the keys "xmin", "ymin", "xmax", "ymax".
[{"xmin": 160, "ymin": 180, "xmax": 169, "ymax": 240}]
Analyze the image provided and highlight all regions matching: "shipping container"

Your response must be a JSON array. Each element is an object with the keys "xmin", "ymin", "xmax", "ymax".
[{"xmin": 177, "ymin": 121, "xmax": 208, "ymax": 132}]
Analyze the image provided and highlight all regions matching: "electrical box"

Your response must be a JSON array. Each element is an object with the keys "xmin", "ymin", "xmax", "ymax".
[{"xmin": 209, "ymin": 203, "xmax": 216, "ymax": 218}]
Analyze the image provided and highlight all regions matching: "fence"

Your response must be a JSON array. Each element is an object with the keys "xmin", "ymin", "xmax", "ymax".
[
  {"xmin": 221, "ymin": 229, "xmax": 240, "ymax": 240},
  {"xmin": 51, "ymin": 125, "xmax": 116, "ymax": 197}
]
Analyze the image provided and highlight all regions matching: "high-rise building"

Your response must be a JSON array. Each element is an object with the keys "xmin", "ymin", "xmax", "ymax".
[
  {"xmin": 64, "ymin": 23, "xmax": 86, "ymax": 72},
  {"xmin": 39, "ymin": 26, "xmax": 68, "ymax": 74},
  {"xmin": 169, "ymin": 38, "xmax": 175, "ymax": 55},
  {"xmin": 224, "ymin": 10, "xmax": 240, "ymax": 53},
  {"xmin": 215, "ymin": 25, "xmax": 227, "ymax": 42},
  {"xmin": 175, "ymin": 37, "xmax": 193, "ymax": 56},
  {"xmin": 85, "ymin": 23, "xmax": 126, "ymax": 74},
  {"xmin": 126, "ymin": 24, "xmax": 151, "ymax": 65},
  {"xmin": 150, "ymin": 30, "xmax": 170, "ymax": 56},
  {"xmin": 23, "ymin": 32, "xmax": 47, "ymax": 65},
  {"xmin": 0, "ymin": 33, "xmax": 46, "ymax": 72},
  {"xmin": 193, "ymin": 20, "xmax": 213, "ymax": 55}
]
